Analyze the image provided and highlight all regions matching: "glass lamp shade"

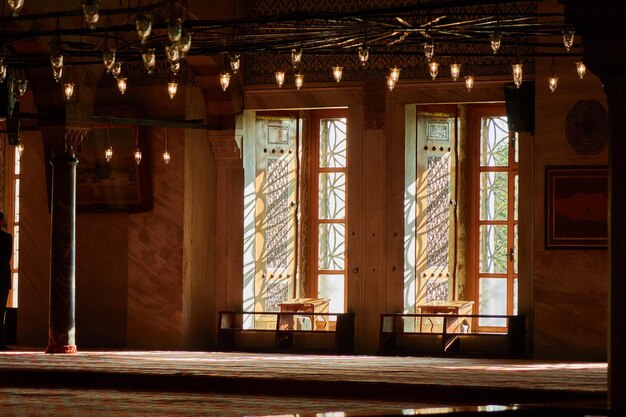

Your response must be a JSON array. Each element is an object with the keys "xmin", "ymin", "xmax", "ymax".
[
  {"xmin": 490, "ymin": 33, "xmax": 502, "ymax": 54},
  {"xmin": 142, "ymin": 49, "xmax": 156, "ymax": 74},
  {"xmin": 275, "ymin": 71, "xmax": 285, "ymax": 88},
  {"xmin": 16, "ymin": 78, "xmax": 28, "ymax": 96},
  {"xmin": 465, "ymin": 75, "xmax": 475, "ymax": 92},
  {"xmin": 230, "ymin": 54, "xmax": 240, "ymax": 74},
  {"xmin": 450, "ymin": 63, "xmax": 461, "ymax": 81},
  {"xmin": 134, "ymin": 148, "xmax": 142, "ymax": 165},
  {"xmin": 16, "ymin": 142, "xmax": 24, "ymax": 157},
  {"xmin": 64, "ymin": 82, "xmax": 74, "ymax": 100},
  {"xmin": 105, "ymin": 146, "xmax": 113, "ymax": 162},
  {"xmin": 429, "ymin": 61, "xmax": 439, "ymax": 80},
  {"xmin": 111, "ymin": 61, "xmax": 122, "ymax": 78},
  {"xmin": 167, "ymin": 18, "xmax": 183, "ymax": 43},
  {"xmin": 165, "ymin": 44, "xmax": 180, "ymax": 63},
  {"xmin": 389, "ymin": 67, "xmax": 401, "ymax": 83},
  {"xmin": 548, "ymin": 75, "xmax": 558, "ymax": 93},
  {"xmin": 294, "ymin": 73, "xmax": 304, "ymax": 90},
  {"xmin": 386, "ymin": 76, "xmax": 396, "ymax": 91},
  {"xmin": 168, "ymin": 82, "xmax": 178, "ymax": 99},
  {"xmin": 291, "ymin": 48, "xmax": 302, "ymax": 67},
  {"xmin": 50, "ymin": 55, "xmax": 63, "ymax": 69},
  {"xmin": 563, "ymin": 31, "xmax": 575, "ymax": 51},
  {"xmin": 52, "ymin": 66, "xmax": 63, "ymax": 83},
  {"xmin": 576, "ymin": 61, "xmax": 586, "ymax": 79},
  {"xmin": 219, "ymin": 72, "xmax": 231, "ymax": 91},
  {"xmin": 332, "ymin": 66, "xmax": 343, "ymax": 83},
  {"xmin": 358, "ymin": 46, "xmax": 369, "ymax": 65},
  {"xmin": 116, "ymin": 77, "xmax": 127, "ymax": 94},
  {"xmin": 136, "ymin": 13, "xmax": 152, "ymax": 43},
  {"xmin": 7, "ymin": 0, "xmax": 24, "ymax": 16},
  {"xmin": 512, "ymin": 63, "xmax": 523, "ymax": 88},
  {"xmin": 423, "ymin": 42, "xmax": 434, "ymax": 61},
  {"xmin": 83, "ymin": 0, "xmax": 100, "ymax": 29},
  {"xmin": 179, "ymin": 32, "xmax": 192, "ymax": 56},
  {"xmin": 170, "ymin": 61, "xmax": 180, "ymax": 75},
  {"xmin": 0, "ymin": 61, "xmax": 6, "ymax": 83},
  {"xmin": 163, "ymin": 150, "xmax": 171, "ymax": 165},
  {"xmin": 103, "ymin": 49, "xmax": 116, "ymax": 73}
]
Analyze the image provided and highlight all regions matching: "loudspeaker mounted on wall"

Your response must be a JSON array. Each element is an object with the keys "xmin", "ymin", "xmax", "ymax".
[{"xmin": 504, "ymin": 81, "xmax": 535, "ymax": 133}]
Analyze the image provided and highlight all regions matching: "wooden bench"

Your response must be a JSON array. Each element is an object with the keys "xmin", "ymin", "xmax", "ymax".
[
  {"xmin": 217, "ymin": 311, "xmax": 355, "ymax": 354},
  {"xmin": 379, "ymin": 313, "xmax": 525, "ymax": 358}
]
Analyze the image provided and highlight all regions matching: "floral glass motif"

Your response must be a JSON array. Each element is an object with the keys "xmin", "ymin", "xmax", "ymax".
[
  {"xmin": 480, "ymin": 116, "xmax": 509, "ymax": 167},
  {"xmin": 319, "ymin": 173, "xmax": 346, "ymax": 219},
  {"xmin": 265, "ymin": 157, "xmax": 291, "ymax": 268},
  {"xmin": 425, "ymin": 154, "xmax": 450, "ymax": 269},
  {"xmin": 319, "ymin": 119, "xmax": 347, "ymax": 168},
  {"xmin": 318, "ymin": 223, "xmax": 345, "ymax": 270},
  {"xmin": 480, "ymin": 172, "xmax": 508, "ymax": 221}
]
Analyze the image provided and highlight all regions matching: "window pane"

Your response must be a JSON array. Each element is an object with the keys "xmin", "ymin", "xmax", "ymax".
[
  {"xmin": 14, "ymin": 146, "xmax": 20, "ymax": 175},
  {"xmin": 480, "ymin": 172, "xmax": 508, "ymax": 220},
  {"xmin": 479, "ymin": 277, "xmax": 507, "ymax": 327},
  {"xmin": 14, "ymin": 179, "xmax": 20, "ymax": 223},
  {"xmin": 479, "ymin": 225, "xmax": 508, "ymax": 274},
  {"xmin": 514, "ymin": 278, "xmax": 518, "ymax": 315},
  {"xmin": 319, "ymin": 118, "xmax": 347, "ymax": 168},
  {"xmin": 318, "ymin": 274, "xmax": 345, "ymax": 313},
  {"xmin": 12, "ymin": 226, "xmax": 19, "ymax": 269},
  {"xmin": 318, "ymin": 224, "xmax": 345, "ymax": 270},
  {"xmin": 480, "ymin": 116, "xmax": 509, "ymax": 167},
  {"xmin": 319, "ymin": 173, "xmax": 346, "ymax": 219},
  {"xmin": 514, "ymin": 174, "xmax": 518, "ymax": 221},
  {"xmin": 514, "ymin": 225, "xmax": 518, "ymax": 275},
  {"xmin": 514, "ymin": 132, "xmax": 519, "ymax": 164}
]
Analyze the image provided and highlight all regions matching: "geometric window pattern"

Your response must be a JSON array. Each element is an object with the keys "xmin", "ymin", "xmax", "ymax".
[
  {"xmin": 265, "ymin": 157, "xmax": 290, "ymax": 268},
  {"xmin": 425, "ymin": 154, "xmax": 451, "ymax": 269}
]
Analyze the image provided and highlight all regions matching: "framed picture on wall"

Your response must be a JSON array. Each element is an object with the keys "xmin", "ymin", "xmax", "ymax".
[
  {"xmin": 75, "ymin": 125, "xmax": 152, "ymax": 212},
  {"xmin": 545, "ymin": 165, "xmax": 608, "ymax": 249}
]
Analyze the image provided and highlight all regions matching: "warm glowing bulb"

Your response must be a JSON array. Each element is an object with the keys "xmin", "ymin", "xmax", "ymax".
[
  {"xmin": 168, "ymin": 81, "xmax": 178, "ymax": 99},
  {"xmin": 389, "ymin": 67, "xmax": 401, "ymax": 83},
  {"xmin": 576, "ymin": 61, "xmax": 586, "ymax": 79},
  {"xmin": 136, "ymin": 13, "xmax": 152, "ymax": 43},
  {"xmin": 386, "ymin": 76, "xmax": 396, "ymax": 91},
  {"xmin": 16, "ymin": 78, "xmax": 28, "ymax": 96},
  {"xmin": 450, "ymin": 63, "xmax": 461, "ymax": 81},
  {"xmin": 490, "ymin": 33, "xmax": 502, "ymax": 54},
  {"xmin": 105, "ymin": 146, "xmax": 113, "ymax": 162},
  {"xmin": 465, "ymin": 75, "xmax": 475, "ymax": 92},
  {"xmin": 358, "ymin": 46, "xmax": 369, "ymax": 65},
  {"xmin": 134, "ymin": 148, "xmax": 142, "ymax": 165},
  {"xmin": 219, "ymin": 72, "xmax": 231, "ymax": 91},
  {"xmin": 294, "ymin": 73, "xmax": 304, "ymax": 90},
  {"xmin": 16, "ymin": 142, "xmax": 24, "ymax": 157},
  {"xmin": 423, "ymin": 42, "xmax": 434, "ymax": 61},
  {"xmin": 512, "ymin": 63, "xmax": 523, "ymax": 88},
  {"xmin": 275, "ymin": 71, "xmax": 285, "ymax": 88},
  {"xmin": 50, "ymin": 55, "xmax": 63, "ymax": 70},
  {"xmin": 0, "ymin": 60, "xmax": 6, "ymax": 83},
  {"xmin": 117, "ymin": 77, "xmax": 127, "ymax": 94},
  {"xmin": 103, "ymin": 49, "xmax": 116, "ymax": 73},
  {"xmin": 7, "ymin": 0, "xmax": 24, "ymax": 16},
  {"xmin": 166, "ymin": 44, "xmax": 180, "ymax": 63},
  {"xmin": 332, "ymin": 66, "xmax": 343, "ymax": 83},
  {"xmin": 548, "ymin": 74, "xmax": 558, "ymax": 93},
  {"xmin": 230, "ymin": 54, "xmax": 240, "ymax": 73},
  {"xmin": 167, "ymin": 18, "xmax": 183, "ymax": 43},
  {"xmin": 82, "ymin": 0, "xmax": 100, "ymax": 29},
  {"xmin": 163, "ymin": 150, "xmax": 171, "ymax": 165},
  {"xmin": 142, "ymin": 49, "xmax": 156, "ymax": 74},
  {"xmin": 429, "ymin": 61, "xmax": 439, "ymax": 80},
  {"xmin": 52, "ymin": 66, "xmax": 63, "ymax": 83},
  {"xmin": 111, "ymin": 61, "xmax": 122, "ymax": 77},
  {"xmin": 563, "ymin": 31, "xmax": 575, "ymax": 51},
  {"xmin": 291, "ymin": 48, "xmax": 302, "ymax": 67},
  {"xmin": 64, "ymin": 82, "xmax": 74, "ymax": 100},
  {"xmin": 170, "ymin": 61, "xmax": 180, "ymax": 75}
]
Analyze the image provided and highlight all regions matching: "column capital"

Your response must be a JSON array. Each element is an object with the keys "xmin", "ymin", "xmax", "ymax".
[
  {"xmin": 208, "ymin": 129, "xmax": 242, "ymax": 160},
  {"xmin": 40, "ymin": 121, "xmax": 92, "ymax": 156}
]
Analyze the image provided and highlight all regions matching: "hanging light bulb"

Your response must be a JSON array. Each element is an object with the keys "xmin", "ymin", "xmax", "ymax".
[
  {"xmin": 291, "ymin": 48, "xmax": 302, "ymax": 67},
  {"xmin": 7, "ymin": 0, "xmax": 24, "ymax": 17},
  {"xmin": 116, "ymin": 77, "xmax": 127, "ymax": 94},
  {"xmin": 103, "ymin": 49, "xmax": 116, "ymax": 73},
  {"xmin": 0, "ymin": 59, "xmax": 6, "ymax": 83},
  {"xmin": 163, "ymin": 150, "xmax": 171, "ymax": 165},
  {"xmin": 167, "ymin": 81, "xmax": 178, "ymax": 99},
  {"xmin": 294, "ymin": 73, "xmax": 304, "ymax": 90},
  {"xmin": 275, "ymin": 71, "xmax": 285, "ymax": 88},
  {"xmin": 230, "ymin": 54, "xmax": 240, "ymax": 74},
  {"xmin": 490, "ymin": 33, "xmax": 502, "ymax": 54},
  {"xmin": 82, "ymin": 0, "xmax": 101, "ymax": 29},
  {"xmin": 389, "ymin": 67, "xmax": 401, "ymax": 83},
  {"xmin": 16, "ymin": 141, "xmax": 24, "ymax": 158},
  {"xmin": 465, "ymin": 75, "xmax": 475, "ymax": 92},
  {"xmin": 219, "ymin": 72, "xmax": 231, "ymax": 91},
  {"xmin": 450, "ymin": 63, "xmax": 461, "ymax": 81},
  {"xmin": 170, "ymin": 61, "xmax": 180, "ymax": 75},
  {"xmin": 548, "ymin": 74, "xmax": 558, "ymax": 93},
  {"xmin": 50, "ymin": 55, "xmax": 63, "ymax": 70},
  {"xmin": 332, "ymin": 66, "xmax": 343, "ymax": 83},
  {"xmin": 358, "ymin": 46, "xmax": 369, "ymax": 65},
  {"xmin": 429, "ymin": 61, "xmax": 439, "ymax": 80},
  {"xmin": 136, "ymin": 12, "xmax": 152, "ymax": 43},
  {"xmin": 16, "ymin": 78, "xmax": 28, "ymax": 96},
  {"xmin": 178, "ymin": 32, "xmax": 192, "ymax": 57},
  {"xmin": 167, "ymin": 18, "xmax": 183, "ymax": 43},
  {"xmin": 423, "ymin": 41, "xmax": 434, "ymax": 61},
  {"xmin": 52, "ymin": 66, "xmax": 63, "ymax": 83},
  {"xmin": 105, "ymin": 146, "xmax": 113, "ymax": 162},
  {"xmin": 576, "ymin": 61, "xmax": 586, "ymax": 79},
  {"xmin": 142, "ymin": 49, "xmax": 156, "ymax": 74},
  {"xmin": 64, "ymin": 82, "xmax": 75, "ymax": 100},
  {"xmin": 134, "ymin": 148, "xmax": 142, "ymax": 165},
  {"xmin": 512, "ymin": 63, "xmax": 523, "ymax": 88},
  {"xmin": 111, "ymin": 61, "xmax": 122, "ymax": 78},
  {"xmin": 165, "ymin": 44, "xmax": 180, "ymax": 63},
  {"xmin": 386, "ymin": 76, "xmax": 396, "ymax": 92},
  {"xmin": 563, "ymin": 31, "xmax": 575, "ymax": 51}
]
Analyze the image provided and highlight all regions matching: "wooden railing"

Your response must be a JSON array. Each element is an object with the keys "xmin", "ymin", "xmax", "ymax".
[
  {"xmin": 217, "ymin": 311, "xmax": 355, "ymax": 354},
  {"xmin": 379, "ymin": 313, "xmax": 526, "ymax": 358}
]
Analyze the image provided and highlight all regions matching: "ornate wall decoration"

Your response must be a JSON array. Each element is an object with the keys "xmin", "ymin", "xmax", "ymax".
[
  {"xmin": 364, "ymin": 79, "xmax": 386, "ymax": 130},
  {"xmin": 566, "ymin": 100, "xmax": 609, "ymax": 154}
]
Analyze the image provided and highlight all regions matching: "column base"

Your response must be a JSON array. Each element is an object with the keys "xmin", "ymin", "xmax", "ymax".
[{"xmin": 45, "ymin": 344, "xmax": 78, "ymax": 354}]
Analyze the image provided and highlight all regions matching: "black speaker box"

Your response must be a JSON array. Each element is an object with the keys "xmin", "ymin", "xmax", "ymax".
[{"xmin": 504, "ymin": 81, "xmax": 535, "ymax": 133}]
